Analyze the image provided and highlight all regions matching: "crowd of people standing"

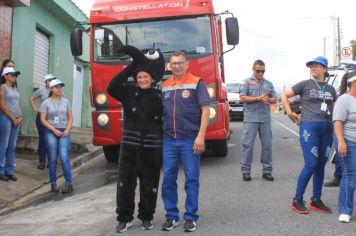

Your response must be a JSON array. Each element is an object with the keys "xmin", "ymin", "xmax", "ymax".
[
  {"xmin": 0, "ymin": 59, "xmax": 73, "ymax": 194},
  {"xmin": 1, "ymin": 51, "xmax": 355, "ymax": 233}
]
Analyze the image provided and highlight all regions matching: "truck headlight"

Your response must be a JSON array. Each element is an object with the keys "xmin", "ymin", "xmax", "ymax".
[
  {"xmin": 96, "ymin": 93, "xmax": 107, "ymax": 105},
  {"xmin": 207, "ymin": 87, "xmax": 215, "ymax": 98},
  {"xmin": 97, "ymin": 113, "xmax": 109, "ymax": 126},
  {"xmin": 209, "ymin": 107, "xmax": 216, "ymax": 119}
]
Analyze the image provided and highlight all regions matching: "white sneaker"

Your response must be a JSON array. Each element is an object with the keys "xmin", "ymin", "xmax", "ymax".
[{"xmin": 339, "ymin": 214, "xmax": 351, "ymax": 223}]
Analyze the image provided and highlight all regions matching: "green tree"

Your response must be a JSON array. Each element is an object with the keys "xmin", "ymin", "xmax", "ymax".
[{"xmin": 351, "ymin": 40, "xmax": 356, "ymax": 60}]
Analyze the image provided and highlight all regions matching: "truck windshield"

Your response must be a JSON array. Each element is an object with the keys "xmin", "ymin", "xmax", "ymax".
[{"xmin": 93, "ymin": 16, "xmax": 213, "ymax": 63}]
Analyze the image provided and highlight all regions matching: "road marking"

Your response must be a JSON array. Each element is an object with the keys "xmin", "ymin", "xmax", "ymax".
[{"xmin": 273, "ymin": 119, "xmax": 299, "ymax": 137}]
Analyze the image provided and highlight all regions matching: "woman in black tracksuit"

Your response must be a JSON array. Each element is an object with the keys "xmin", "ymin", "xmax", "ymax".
[{"xmin": 107, "ymin": 45, "xmax": 165, "ymax": 233}]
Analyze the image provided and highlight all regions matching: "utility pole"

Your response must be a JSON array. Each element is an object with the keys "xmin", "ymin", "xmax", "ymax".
[
  {"xmin": 332, "ymin": 16, "xmax": 337, "ymax": 66},
  {"xmin": 337, "ymin": 17, "xmax": 341, "ymax": 66},
  {"xmin": 332, "ymin": 16, "xmax": 341, "ymax": 66},
  {"xmin": 323, "ymin": 37, "xmax": 326, "ymax": 57}
]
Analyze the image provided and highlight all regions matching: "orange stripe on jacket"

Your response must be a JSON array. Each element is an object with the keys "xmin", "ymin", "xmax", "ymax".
[{"xmin": 162, "ymin": 72, "xmax": 201, "ymax": 88}]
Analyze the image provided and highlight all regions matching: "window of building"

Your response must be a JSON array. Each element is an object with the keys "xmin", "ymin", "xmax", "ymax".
[{"xmin": 33, "ymin": 29, "xmax": 49, "ymax": 88}]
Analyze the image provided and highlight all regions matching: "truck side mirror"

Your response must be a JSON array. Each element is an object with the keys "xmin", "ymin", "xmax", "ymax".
[
  {"xmin": 225, "ymin": 17, "xmax": 239, "ymax": 45},
  {"xmin": 70, "ymin": 28, "xmax": 83, "ymax": 56}
]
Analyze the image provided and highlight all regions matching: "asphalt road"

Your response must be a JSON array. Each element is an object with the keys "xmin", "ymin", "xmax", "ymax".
[{"xmin": 0, "ymin": 113, "xmax": 355, "ymax": 235}]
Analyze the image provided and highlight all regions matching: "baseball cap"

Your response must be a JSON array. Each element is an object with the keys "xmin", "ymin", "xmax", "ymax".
[
  {"xmin": 2, "ymin": 67, "xmax": 21, "ymax": 76},
  {"xmin": 306, "ymin": 56, "xmax": 328, "ymax": 68},
  {"xmin": 44, "ymin": 74, "xmax": 56, "ymax": 81},
  {"xmin": 49, "ymin": 79, "xmax": 65, "ymax": 88}
]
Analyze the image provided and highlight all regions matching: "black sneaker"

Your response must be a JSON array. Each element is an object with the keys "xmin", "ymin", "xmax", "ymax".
[
  {"xmin": 183, "ymin": 221, "xmax": 197, "ymax": 232},
  {"xmin": 262, "ymin": 173, "xmax": 274, "ymax": 181},
  {"xmin": 61, "ymin": 183, "xmax": 73, "ymax": 194},
  {"xmin": 116, "ymin": 221, "xmax": 132, "ymax": 233},
  {"xmin": 291, "ymin": 199, "xmax": 309, "ymax": 214},
  {"xmin": 243, "ymin": 173, "xmax": 251, "ymax": 181},
  {"xmin": 142, "ymin": 220, "xmax": 153, "ymax": 230},
  {"xmin": 161, "ymin": 219, "xmax": 179, "ymax": 231},
  {"xmin": 324, "ymin": 178, "xmax": 339, "ymax": 187},
  {"xmin": 5, "ymin": 174, "xmax": 17, "ymax": 181},
  {"xmin": 37, "ymin": 162, "xmax": 46, "ymax": 170},
  {"xmin": 51, "ymin": 183, "xmax": 59, "ymax": 193},
  {"xmin": 310, "ymin": 199, "xmax": 332, "ymax": 214},
  {"xmin": 0, "ymin": 174, "xmax": 9, "ymax": 182}
]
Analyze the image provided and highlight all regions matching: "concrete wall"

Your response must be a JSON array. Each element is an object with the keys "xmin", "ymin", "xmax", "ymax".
[{"xmin": 11, "ymin": 0, "xmax": 91, "ymax": 136}]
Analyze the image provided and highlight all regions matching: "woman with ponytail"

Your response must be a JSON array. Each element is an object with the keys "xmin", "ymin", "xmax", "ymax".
[
  {"xmin": 333, "ymin": 71, "xmax": 356, "ymax": 223},
  {"xmin": 282, "ymin": 56, "xmax": 337, "ymax": 215}
]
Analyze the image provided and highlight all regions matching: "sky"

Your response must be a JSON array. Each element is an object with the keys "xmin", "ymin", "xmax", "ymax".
[{"xmin": 72, "ymin": 0, "xmax": 356, "ymax": 93}]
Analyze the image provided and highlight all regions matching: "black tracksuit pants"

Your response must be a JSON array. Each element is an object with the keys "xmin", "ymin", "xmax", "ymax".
[{"xmin": 116, "ymin": 144, "xmax": 162, "ymax": 222}]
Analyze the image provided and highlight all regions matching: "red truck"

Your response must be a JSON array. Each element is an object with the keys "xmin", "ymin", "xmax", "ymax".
[{"xmin": 70, "ymin": 0, "xmax": 239, "ymax": 162}]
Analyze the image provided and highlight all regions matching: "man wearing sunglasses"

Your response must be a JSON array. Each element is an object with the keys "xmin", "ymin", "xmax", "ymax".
[{"xmin": 239, "ymin": 60, "xmax": 277, "ymax": 182}]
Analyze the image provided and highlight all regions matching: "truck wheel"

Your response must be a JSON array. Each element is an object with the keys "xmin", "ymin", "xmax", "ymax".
[
  {"xmin": 213, "ymin": 140, "xmax": 228, "ymax": 157},
  {"xmin": 103, "ymin": 145, "xmax": 120, "ymax": 162}
]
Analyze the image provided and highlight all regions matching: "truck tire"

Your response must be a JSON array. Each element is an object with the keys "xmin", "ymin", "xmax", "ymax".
[
  {"xmin": 103, "ymin": 145, "xmax": 120, "ymax": 163},
  {"xmin": 213, "ymin": 140, "xmax": 228, "ymax": 157}
]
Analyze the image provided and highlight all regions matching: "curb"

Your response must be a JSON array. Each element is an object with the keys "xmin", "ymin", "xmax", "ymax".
[{"xmin": 0, "ymin": 146, "xmax": 104, "ymax": 216}]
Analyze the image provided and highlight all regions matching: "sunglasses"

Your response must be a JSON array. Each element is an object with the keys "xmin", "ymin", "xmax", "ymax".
[
  {"xmin": 308, "ymin": 64, "xmax": 324, "ymax": 69},
  {"xmin": 6, "ymin": 73, "xmax": 17, "ymax": 77},
  {"xmin": 256, "ymin": 70, "xmax": 265, "ymax": 74}
]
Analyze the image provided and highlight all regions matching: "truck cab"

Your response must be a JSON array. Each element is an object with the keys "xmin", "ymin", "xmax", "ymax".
[{"xmin": 70, "ymin": 0, "xmax": 239, "ymax": 161}]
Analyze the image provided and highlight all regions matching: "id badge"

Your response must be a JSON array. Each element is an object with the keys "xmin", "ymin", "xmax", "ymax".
[
  {"xmin": 320, "ymin": 102, "xmax": 327, "ymax": 111},
  {"xmin": 54, "ymin": 116, "xmax": 59, "ymax": 124}
]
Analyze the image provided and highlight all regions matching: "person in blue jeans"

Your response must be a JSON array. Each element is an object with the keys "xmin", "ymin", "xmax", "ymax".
[
  {"xmin": 333, "ymin": 70, "xmax": 356, "ymax": 223},
  {"xmin": 324, "ymin": 138, "xmax": 342, "ymax": 187},
  {"xmin": 29, "ymin": 74, "xmax": 56, "ymax": 170},
  {"xmin": 0, "ymin": 67, "xmax": 22, "ymax": 182},
  {"xmin": 40, "ymin": 79, "xmax": 73, "ymax": 193},
  {"xmin": 161, "ymin": 51, "xmax": 210, "ymax": 232},
  {"xmin": 281, "ymin": 56, "xmax": 337, "ymax": 214}
]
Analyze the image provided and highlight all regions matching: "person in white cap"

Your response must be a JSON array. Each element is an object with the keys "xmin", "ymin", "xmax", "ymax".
[
  {"xmin": 29, "ymin": 74, "xmax": 56, "ymax": 170},
  {"xmin": 40, "ymin": 79, "xmax": 73, "ymax": 193},
  {"xmin": 333, "ymin": 71, "xmax": 356, "ymax": 223},
  {"xmin": 0, "ymin": 67, "xmax": 22, "ymax": 182}
]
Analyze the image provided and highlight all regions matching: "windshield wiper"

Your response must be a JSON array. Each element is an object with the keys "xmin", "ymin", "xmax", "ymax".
[{"xmin": 162, "ymin": 50, "xmax": 187, "ymax": 54}]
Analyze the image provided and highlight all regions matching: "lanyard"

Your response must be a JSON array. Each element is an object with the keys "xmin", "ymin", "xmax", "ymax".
[
  {"xmin": 312, "ymin": 79, "xmax": 326, "ymax": 101},
  {"xmin": 52, "ymin": 98, "xmax": 61, "ymax": 115}
]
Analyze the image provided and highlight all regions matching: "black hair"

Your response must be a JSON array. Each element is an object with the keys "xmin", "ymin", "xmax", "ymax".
[
  {"xmin": 0, "ymin": 59, "xmax": 14, "ymax": 74},
  {"xmin": 253, "ymin": 59, "xmax": 265, "ymax": 68},
  {"xmin": 339, "ymin": 71, "xmax": 356, "ymax": 95}
]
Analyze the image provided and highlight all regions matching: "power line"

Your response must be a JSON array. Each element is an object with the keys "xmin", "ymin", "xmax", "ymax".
[{"xmin": 234, "ymin": 7, "xmax": 330, "ymax": 20}]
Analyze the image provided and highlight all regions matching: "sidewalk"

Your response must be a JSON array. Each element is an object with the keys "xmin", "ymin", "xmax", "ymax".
[{"xmin": 0, "ymin": 128, "xmax": 103, "ymax": 215}]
